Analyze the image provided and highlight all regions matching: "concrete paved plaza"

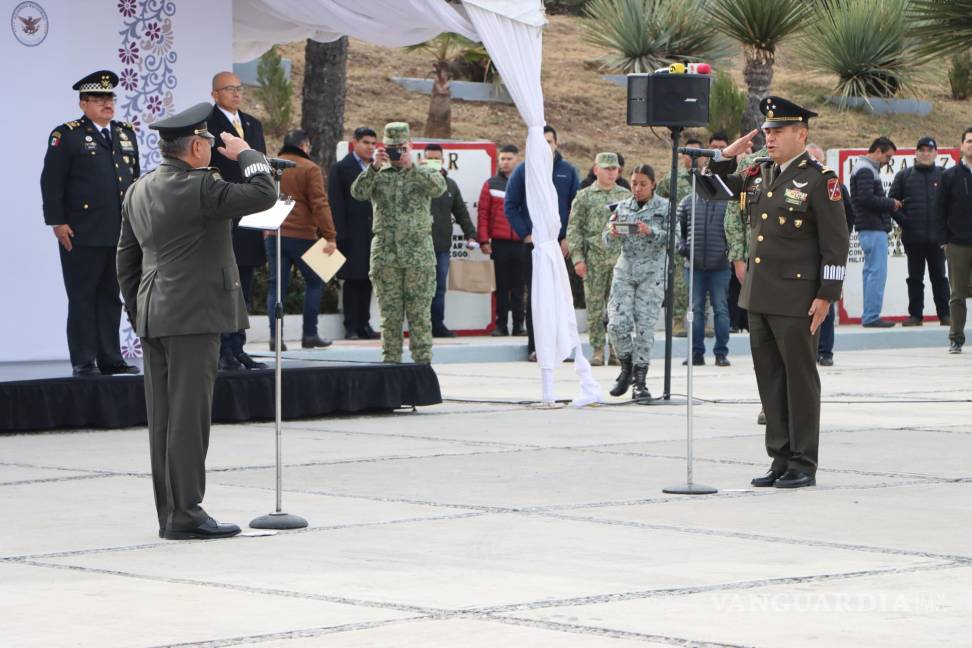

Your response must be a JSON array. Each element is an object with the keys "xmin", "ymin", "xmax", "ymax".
[{"xmin": 1, "ymin": 346, "xmax": 970, "ymax": 646}]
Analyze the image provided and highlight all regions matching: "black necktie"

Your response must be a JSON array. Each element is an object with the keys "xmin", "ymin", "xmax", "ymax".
[
  {"xmin": 101, "ymin": 128, "xmax": 111, "ymax": 145},
  {"xmin": 771, "ymin": 164, "xmax": 781, "ymax": 182}
]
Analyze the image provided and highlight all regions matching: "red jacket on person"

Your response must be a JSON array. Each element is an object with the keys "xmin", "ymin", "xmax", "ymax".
[{"xmin": 477, "ymin": 173, "xmax": 520, "ymax": 243}]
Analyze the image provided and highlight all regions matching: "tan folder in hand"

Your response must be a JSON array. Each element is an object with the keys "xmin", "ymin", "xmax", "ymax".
[{"xmin": 300, "ymin": 238, "xmax": 346, "ymax": 282}]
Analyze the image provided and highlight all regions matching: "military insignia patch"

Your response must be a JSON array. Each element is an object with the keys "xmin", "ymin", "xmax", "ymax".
[
  {"xmin": 784, "ymin": 188, "xmax": 807, "ymax": 205},
  {"xmin": 49, "ymin": 131, "xmax": 61, "ymax": 147},
  {"xmin": 827, "ymin": 178, "xmax": 842, "ymax": 202}
]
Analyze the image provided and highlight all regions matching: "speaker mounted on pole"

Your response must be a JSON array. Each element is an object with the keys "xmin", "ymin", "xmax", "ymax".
[{"xmin": 627, "ymin": 73, "xmax": 711, "ymax": 128}]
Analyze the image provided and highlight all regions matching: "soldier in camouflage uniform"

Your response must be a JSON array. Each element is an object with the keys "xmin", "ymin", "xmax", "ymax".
[
  {"xmin": 566, "ymin": 152, "xmax": 632, "ymax": 366},
  {"xmin": 725, "ymin": 146, "xmax": 769, "ymax": 273},
  {"xmin": 656, "ymin": 148, "xmax": 695, "ymax": 336},
  {"xmin": 351, "ymin": 122, "xmax": 446, "ymax": 364},
  {"xmin": 603, "ymin": 164, "xmax": 669, "ymax": 400}
]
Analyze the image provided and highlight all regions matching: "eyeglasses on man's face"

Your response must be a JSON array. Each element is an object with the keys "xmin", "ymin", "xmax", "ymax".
[
  {"xmin": 84, "ymin": 95, "xmax": 117, "ymax": 105},
  {"xmin": 216, "ymin": 85, "xmax": 244, "ymax": 94}
]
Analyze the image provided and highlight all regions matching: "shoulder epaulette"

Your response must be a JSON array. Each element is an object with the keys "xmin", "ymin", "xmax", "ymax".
[
  {"xmin": 64, "ymin": 120, "xmax": 81, "ymax": 131},
  {"xmin": 806, "ymin": 158, "xmax": 836, "ymax": 176},
  {"xmin": 114, "ymin": 120, "xmax": 136, "ymax": 131}
]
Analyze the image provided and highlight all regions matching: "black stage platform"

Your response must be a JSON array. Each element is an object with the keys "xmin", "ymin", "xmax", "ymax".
[{"xmin": 0, "ymin": 360, "xmax": 441, "ymax": 432}]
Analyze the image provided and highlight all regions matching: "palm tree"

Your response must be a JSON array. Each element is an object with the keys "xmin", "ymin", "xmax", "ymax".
[
  {"xmin": 404, "ymin": 33, "xmax": 489, "ymax": 139},
  {"xmin": 911, "ymin": 0, "xmax": 972, "ymax": 58},
  {"xmin": 709, "ymin": 0, "xmax": 812, "ymax": 145}
]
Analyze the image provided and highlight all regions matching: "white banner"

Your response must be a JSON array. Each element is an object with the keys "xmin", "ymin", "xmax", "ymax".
[
  {"xmin": 2, "ymin": 0, "xmax": 232, "ymax": 362},
  {"xmin": 826, "ymin": 148, "xmax": 960, "ymax": 324}
]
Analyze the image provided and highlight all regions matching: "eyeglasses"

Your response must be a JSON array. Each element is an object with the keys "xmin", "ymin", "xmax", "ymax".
[
  {"xmin": 84, "ymin": 95, "xmax": 117, "ymax": 105},
  {"xmin": 216, "ymin": 85, "xmax": 244, "ymax": 94}
]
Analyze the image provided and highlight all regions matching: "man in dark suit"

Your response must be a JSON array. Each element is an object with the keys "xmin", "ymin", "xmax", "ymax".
[
  {"xmin": 117, "ymin": 103, "xmax": 277, "ymax": 539},
  {"xmin": 41, "ymin": 70, "xmax": 139, "ymax": 376},
  {"xmin": 328, "ymin": 127, "xmax": 380, "ymax": 339},
  {"xmin": 714, "ymin": 97, "xmax": 849, "ymax": 489},
  {"xmin": 208, "ymin": 70, "xmax": 268, "ymax": 370}
]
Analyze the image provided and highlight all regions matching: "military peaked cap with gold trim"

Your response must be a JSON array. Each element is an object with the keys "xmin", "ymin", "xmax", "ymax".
[
  {"xmin": 149, "ymin": 102, "xmax": 215, "ymax": 141},
  {"xmin": 760, "ymin": 96, "xmax": 818, "ymax": 129},
  {"xmin": 72, "ymin": 70, "xmax": 118, "ymax": 94}
]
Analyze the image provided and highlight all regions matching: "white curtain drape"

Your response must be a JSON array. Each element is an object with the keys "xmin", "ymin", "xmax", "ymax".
[
  {"xmin": 232, "ymin": 0, "xmax": 601, "ymax": 404},
  {"xmin": 463, "ymin": 2, "xmax": 602, "ymax": 406},
  {"xmin": 233, "ymin": 0, "xmax": 477, "ymax": 60}
]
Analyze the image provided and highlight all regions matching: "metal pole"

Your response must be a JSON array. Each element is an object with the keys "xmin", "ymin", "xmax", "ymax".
[
  {"xmin": 662, "ymin": 127, "xmax": 682, "ymax": 400},
  {"xmin": 663, "ymin": 159, "xmax": 716, "ymax": 496},
  {"xmin": 251, "ymin": 170, "xmax": 308, "ymax": 529}
]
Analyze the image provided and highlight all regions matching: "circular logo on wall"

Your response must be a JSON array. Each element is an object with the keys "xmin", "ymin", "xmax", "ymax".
[{"xmin": 11, "ymin": 2, "xmax": 48, "ymax": 47}]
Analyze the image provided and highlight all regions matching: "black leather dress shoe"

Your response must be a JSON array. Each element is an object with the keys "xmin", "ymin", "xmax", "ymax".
[
  {"xmin": 237, "ymin": 353, "xmax": 268, "ymax": 370},
  {"xmin": 862, "ymin": 319, "xmax": 895, "ymax": 328},
  {"xmin": 72, "ymin": 363, "xmax": 99, "ymax": 376},
  {"xmin": 344, "ymin": 331, "xmax": 361, "ymax": 340},
  {"xmin": 269, "ymin": 339, "xmax": 288, "ymax": 351},
  {"xmin": 432, "ymin": 328, "xmax": 457, "ymax": 338},
  {"xmin": 511, "ymin": 325, "xmax": 527, "ymax": 336},
  {"xmin": 100, "ymin": 363, "xmax": 139, "ymax": 375},
  {"xmin": 218, "ymin": 351, "xmax": 244, "ymax": 371},
  {"xmin": 164, "ymin": 517, "xmax": 241, "ymax": 540},
  {"xmin": 715, "ymin": 355, "xmax": 730, "ymax": 367},
  {"xmin": 302, "ymin": 335, "xmax": 333, "ymax": 348},
  {"xmin": 775, "ymin": 469, "xmax": 815, "ymax": 488},
  {"xmin": 817, "ymin": 355, "xmax": 834, "ymax": 367},
  {"xmin": 491, "ymin": 326, "xmax": 509, "ymax": 337},
  {"xmin": 360, "ymin": 326, "xmax": 381, "ymax": 340},
  {"xmin": 751, "ymin": 469, "xmax": 783, "ymax": 487}
]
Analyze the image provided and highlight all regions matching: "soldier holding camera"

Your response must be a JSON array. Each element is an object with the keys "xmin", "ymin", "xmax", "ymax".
[{"xmin": 351, "ymin": 122, "xmax": 446, "ymax": 364}]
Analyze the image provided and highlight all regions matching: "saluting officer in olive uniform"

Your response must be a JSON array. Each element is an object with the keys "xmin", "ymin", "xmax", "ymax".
[
  {"xmin": 712, "ymin": 97, "xmax": 849, "ymax": 489},
  {"xmin": 117, "ymin": 103, "xmax": 277, "ymax": 539},
  {"xmin": 41, "ymin": 70, "xmax": 140, "ymax": 376}
]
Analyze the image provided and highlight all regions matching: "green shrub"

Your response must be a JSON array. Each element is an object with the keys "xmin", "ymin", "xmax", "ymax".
[
  {"xmin": 804, "ymin": 0, "xmax": 918, "ymax": 103},
  {"xmin": 582, "ymin": 0, "xmax": 729, "ymax": 73},
  {"xmin": 254, "ymin": 46, "xmax": 293, "ymax": 138},
  {"xmin": 947, "ymin": 51, "xmax": 972, "ymax": 100},
  {"xmin": 707, "ymin": 71, "xmax": 747, "ymax": 138},
  {"xmin": 545, "ymin": 0, "xmax": 591, "ymax": 15}
]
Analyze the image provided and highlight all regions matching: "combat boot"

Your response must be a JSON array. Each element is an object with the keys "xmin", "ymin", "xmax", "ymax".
[
  {"xmin": 609, "ymin": 356, "xmax": 633, "ymax": 397},
  {"xmin": 631, "ymin": 364, "xmax": 651, "ymax": 401},
  {"xmin": 590, "ymin": 348, "xmax": 605, "ymax": 366}
]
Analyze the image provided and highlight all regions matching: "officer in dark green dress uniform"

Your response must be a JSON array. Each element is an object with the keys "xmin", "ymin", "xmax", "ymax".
[
  {"xmin": 712, "ymin": 97, "xmax": 850, "ymax": 489},
  {"xmin": 117, "ymin": 103, "xmax": 277, "ymax": 539},
  {"xmin": 41, "ymin": 70, "xmax": 140, "ymax": 376}
]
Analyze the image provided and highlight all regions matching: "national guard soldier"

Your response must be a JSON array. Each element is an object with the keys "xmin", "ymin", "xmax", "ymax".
[
  {"xmin": 603, "ymin": 164, "xmax": 669, "ymax": 400},
  {"xmin": 117, "ymin": 103, "xmax": 277, "ymax": 539},
  {"xmin": 350, "ymin": 122, "xmax": 446, "ymax": 364},
  {"xmin": 712, "ymin": 97, "xmax": 850, "ymax": 489},
  {"xmin": 41, "ymin": 70, "xmax": 140, "ymax": 376},
  {"xmin": 566, "ymin": 152, "xmax": 631, "ymax": 366}
]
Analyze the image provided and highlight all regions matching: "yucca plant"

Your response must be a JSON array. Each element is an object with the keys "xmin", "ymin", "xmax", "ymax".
[
  {"xmin": 709, "ymin": 0, "xmax": 811, "ymax": 144},
  {"xmin": 707, "ymin": 70, "xmax": 747, "ymax": 137},
  {"xmin": 910, "ymin": 0, "xmax": 972, "ymax": 59},
  {"xmin": 948, "ymin": 51, "xmax": 972, "ymax": 100},
  {"xmin": 582, "ymin": 0, "xmax": 729, "ymax": 74},
  {"xmin": 804, "ymin": 0, "xmax": 917, "ymax": 105}
]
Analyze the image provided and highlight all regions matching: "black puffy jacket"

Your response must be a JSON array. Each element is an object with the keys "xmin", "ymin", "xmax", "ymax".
[
  {"xmin": 935, "ymin": 161, "xmax": 972, "ymax": 246},
  {"xmin": 678, "ymin": 194, "xmax": 729, "ymax": 271},
  {"xmin": 889, "ymin": 163, "xmax": 945, "ymax": 245},
  {"xmin": 850, "ymin": 160, "xmax": 895, "ymax": 232}
]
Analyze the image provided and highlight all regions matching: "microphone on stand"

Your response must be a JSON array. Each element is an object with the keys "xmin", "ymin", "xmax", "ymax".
[
  {"xmin": 676, "ymin": 147, "xmax": 723, "ymax": 160},
  {"xmin": 267, "ymin": 157, "xmax": 297, "ymax": 170}
]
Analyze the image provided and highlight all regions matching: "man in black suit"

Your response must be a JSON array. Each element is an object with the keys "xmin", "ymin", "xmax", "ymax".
[
  {"xmin": 40, "ymin": 70, "xmax": 139, "ymax": 376},
  {"xmin": 208, "ymin": 70, "xmax": 269, "ymax": 370},
  {"xmin": 328, "ymin": 127, "xmax": 380, "ymax": 339}
]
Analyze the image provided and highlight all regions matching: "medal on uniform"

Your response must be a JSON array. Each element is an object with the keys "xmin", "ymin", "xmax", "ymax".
[
  {"xmin": 794, "ymin": 219, "xmax": 804, "ymax": 228},
  {"xmin": 784, "ymin": 188, "xmax": 807, "ymax": 205},
  {"xmin": 779, "ymin": 216, "xmax": 787, "ymax": 225}
]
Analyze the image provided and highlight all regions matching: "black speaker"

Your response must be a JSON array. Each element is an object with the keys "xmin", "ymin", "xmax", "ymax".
[{"xmin": 627, "ymin": 73, "xmax": 711, "ymax": 127}]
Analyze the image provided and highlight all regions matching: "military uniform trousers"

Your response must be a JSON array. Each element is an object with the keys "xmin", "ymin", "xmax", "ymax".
[
  {"xmin": 608, "ymin": 272, "xmax": 664, "ymax": 366},
  {"xmin": 142, "ymin": 333, "xmax": 220, "ymax": 532},
  {"xmin": 372, "ymin": 259, "xmax": 436, "ymax": 364},
  {"xmin": 749, "ymin": 311, "xmax": 821, "ymax": 476},
  {"xmin": 59, "ymin": 244, "xmax": 125, "ymax": 369},
  {"xmin": 583, "ymin": 263, "xmax": 614, "ymax": 353}
]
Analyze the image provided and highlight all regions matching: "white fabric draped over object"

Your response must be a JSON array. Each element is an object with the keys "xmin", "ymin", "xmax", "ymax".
[{"xmin": 232, "ymin": 0, "xmax": 602, "ymax": 405}]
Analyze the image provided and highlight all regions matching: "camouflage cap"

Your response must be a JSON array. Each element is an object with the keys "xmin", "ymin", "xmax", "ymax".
[
  {"xmin": 383, "ymin": 122, "xmax": 410, "ymax": 145},
  {"xmin": 595, "ymin": 152, "xmax": 620, "ymax": 168}
]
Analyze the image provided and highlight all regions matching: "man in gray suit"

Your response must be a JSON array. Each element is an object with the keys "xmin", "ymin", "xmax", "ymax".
[{"xmin": 117, "ymin": 103, "xmax": 277, "ymax": 540}]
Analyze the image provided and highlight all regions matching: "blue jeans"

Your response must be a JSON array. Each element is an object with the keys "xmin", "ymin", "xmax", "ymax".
[
  {"xmin": 818, "ymin": 302, "xmax": 836, "ymax": 359},
  {"xmin": 265, "ymin": 236, "xmax": 324, "ymax": 338},
  {"xmin": 431, "ymin": 251, "xmax": 450, "ymax": 330},
  {"xmin": 858, "ymin": 230, "xmax": 889, "ymax": 324},
  {"xmin": 687, "ymin": 267, "xmax": 730, "ymax": 357}
]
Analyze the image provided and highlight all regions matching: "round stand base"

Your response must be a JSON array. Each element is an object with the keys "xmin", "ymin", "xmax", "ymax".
[
  {"xmin": 249, "ymin": 512, "xmax": 308, "ymax": 530},
  {"xmin": 662, "ymin": 483, "xmax": 718, "ymax": 495}
]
